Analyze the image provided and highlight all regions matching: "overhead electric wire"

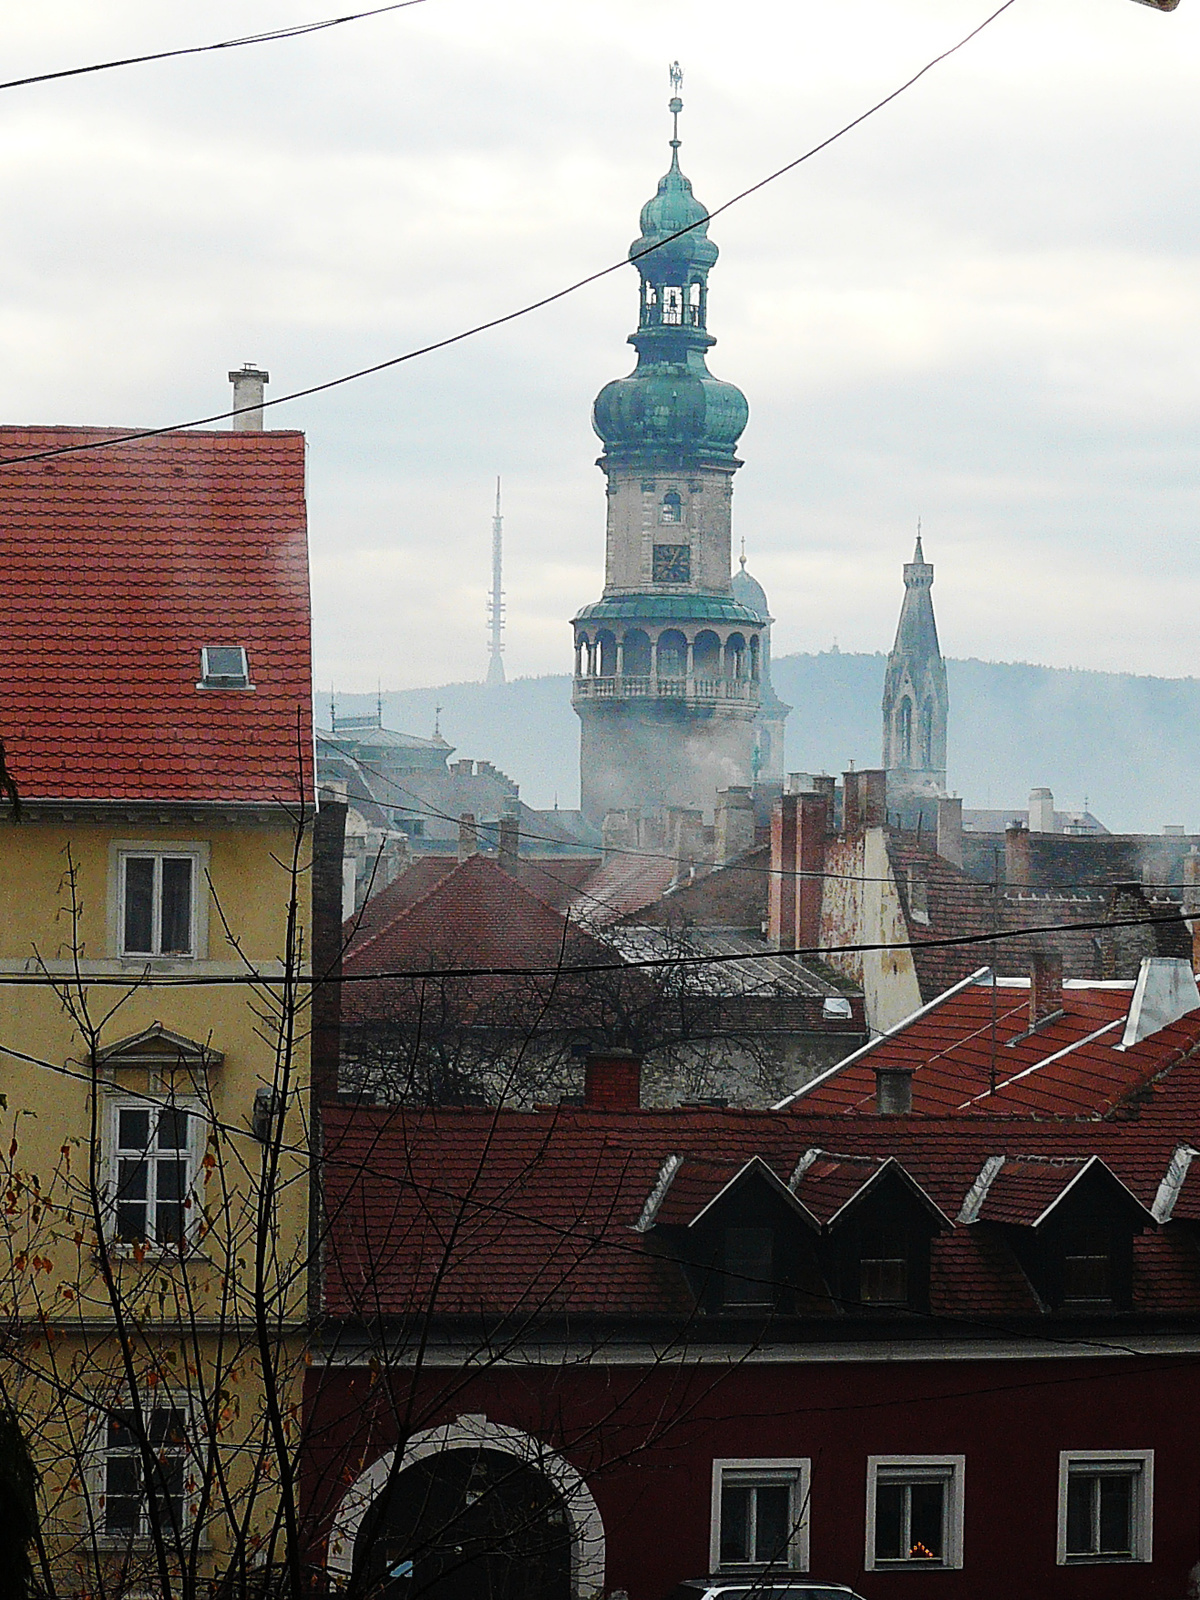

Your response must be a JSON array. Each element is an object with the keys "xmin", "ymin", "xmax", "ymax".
[
  {"xmin": 0, "ymin": 0, "xmax": 1020, "ymax": 470},
  {"xmin": 0, "ymin": 2, "xmax": 431, "ymax": 94},
  {"xmin": 0, "ymin": 905, "xmax": 1188, "ymax": 987}
]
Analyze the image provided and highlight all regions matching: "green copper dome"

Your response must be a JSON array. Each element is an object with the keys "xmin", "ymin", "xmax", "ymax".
[
  {"xmin": 592, "ymin": 87, "xmax": 747, "ymax": 468},
  {"xmin": 631, "ymin": 148, "xmax": 719, "ymax": 277},
  {"xmin": 593, "ymin": 357, "xmax": 747, "ymax": 464}
]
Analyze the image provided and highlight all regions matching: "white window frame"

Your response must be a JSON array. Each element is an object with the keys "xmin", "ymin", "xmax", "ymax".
[
  {"xmin": 710, "ymin": 1458, "xmax": 811, "ymax": 1573},
  {"xmin": 90, "ymin": 1394, "xmax": 197, "ymax": 1545},
  {"xmin": 108, "ymin": 841, "xmax": 209, "ymax": 962},
  {"xmin": 1057, "ymin": 1450, "xmax": 1153, "ymax": 1565},
  {"xmin": 865, "ymin": 1455, "xmax": 965, "ymax": 1572},
  {"xmin": 197, "ymin": 645, "xmax": 253, "ymax": 690},
  {"xmin": 105, "ymin": 1097, "xmax": 203, "ymax": 1252}
]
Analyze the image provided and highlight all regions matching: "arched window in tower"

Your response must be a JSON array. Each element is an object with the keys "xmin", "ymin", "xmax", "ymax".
[
  {"xmin": 660, "ymin": 491, "xmax": 682, "ymax": 525},
  {"xmin": 687, "ymin": 282, "xmax": 703, "ymax": 327},
  {"xmin": 623, "ymin": 629, "xmax": 651, "ymax": 678},
  {"xmin": 725, "ymin": 633, "xmax": 746, "ymax": 680},
  {"xmin": 642, "ymin": 283, "xmax": 658, "ymax": 324},
  {"xmin": 896, "ymin": 699, "xmax": 913, "ymax": 766},
  {"xmin": 596, "ymin": 629, "xmax": 617, "ymax": 678},
  {"xmin": 661, "ymin": 285, "xmax": 684, "ymax": 325},
  {"xmin": 693, "ymin": 630, "xmax": 721, "ymax": 683},
  {"xmin": 749, "ymin": 635, "xmax": 761, "ymax": 682},
  {"xmin": 657, "ymin": 630, "xmax": 687, "ymax": 681},
  {"xmin": 919, "ymin": 698, "xmax": 935, "ymax": 768}
]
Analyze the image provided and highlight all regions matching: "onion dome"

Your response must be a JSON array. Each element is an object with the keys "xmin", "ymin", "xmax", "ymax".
[
  {"xmin": 593, "ymin": 361, "xmax": 748, "ymax": 464},
  {"xmin": 631, "ymin": 147, "xmax": 719, "ymax": 277},
  {"xmin": 592, "ymin": 65, "xmax": 747, "ymax": 469}
]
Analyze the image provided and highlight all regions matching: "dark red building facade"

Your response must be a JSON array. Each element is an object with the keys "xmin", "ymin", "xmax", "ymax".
[{"xmin": 304, "ymin": 1058, "xmax": 1200, "ymax": 1600}]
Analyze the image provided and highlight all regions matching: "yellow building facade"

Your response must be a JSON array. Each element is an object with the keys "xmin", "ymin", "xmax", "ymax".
[{"xmin": 0, "ymin": 424, "xmax": 315, "ymax": 1600}]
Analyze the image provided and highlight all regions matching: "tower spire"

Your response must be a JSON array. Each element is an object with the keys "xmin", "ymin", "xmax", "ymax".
[
  {"xmin": 669, "ymin": 60, "xmax": 683, "ymax": 156},
  {"xmin": 486, "ymin": 476, "xmax": 506, "ymax": 688}
]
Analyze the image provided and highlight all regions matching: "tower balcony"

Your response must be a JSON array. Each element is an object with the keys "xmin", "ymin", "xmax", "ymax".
[{"xmin": 573, "ymin": 672, "xmax": 760, "ymax": 707}]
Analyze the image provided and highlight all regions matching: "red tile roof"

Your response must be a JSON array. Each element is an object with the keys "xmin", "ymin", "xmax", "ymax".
[
  {"xmin": 779, "ymin": 973, "xmax": 1200, "ymax": 1118},
  {"xmin": 0, "ymin": 427, "xmax": 311, "ymax": 805},
  {"xmin": 319, "ymin": 1088, "xmax": 1200, "ymax": 1322},
  {"xmin": 341, "ymin": 852, "xmax": 621, "ymax": 1023}
]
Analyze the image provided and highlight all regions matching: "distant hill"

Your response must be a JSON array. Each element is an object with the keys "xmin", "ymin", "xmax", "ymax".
[{"xmin": 332, "ymin": 652, "xmax": 1200, "ymax": 834}]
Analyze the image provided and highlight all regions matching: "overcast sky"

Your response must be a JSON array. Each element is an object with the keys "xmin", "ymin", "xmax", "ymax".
[{"xmin": 4, "ymin": 0, "xmax": 1200, "ymax": 698}]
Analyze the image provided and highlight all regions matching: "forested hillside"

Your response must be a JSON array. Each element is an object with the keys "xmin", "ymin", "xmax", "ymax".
[{"xmin": 333, "ymin": 653, "xmax": 1200, "ymax": 833}]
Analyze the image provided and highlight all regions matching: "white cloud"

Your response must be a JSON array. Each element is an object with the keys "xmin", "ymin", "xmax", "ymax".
[{"xmin": 1, "ymin": 0, "xmax": 1199, "ymax": 701}]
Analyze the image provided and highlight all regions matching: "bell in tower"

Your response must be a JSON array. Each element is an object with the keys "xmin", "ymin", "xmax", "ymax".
[{"xmin": 572, "ymin": 66, "xmax": 768, "ymax": 829}]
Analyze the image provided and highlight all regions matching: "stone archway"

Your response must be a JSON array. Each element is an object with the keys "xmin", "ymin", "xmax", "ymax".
[{"xmin": 327, "ymin": 1416, "xmax": 605, "ymax": 1600}]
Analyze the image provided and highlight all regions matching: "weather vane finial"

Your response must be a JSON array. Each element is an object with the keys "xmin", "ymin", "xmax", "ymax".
[{"xmin": 669, "ymin": 61, "xmax": 683, "ymax": 148}]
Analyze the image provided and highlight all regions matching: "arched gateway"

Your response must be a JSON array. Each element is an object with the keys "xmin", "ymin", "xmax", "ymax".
[{"xmin": 326, "ymin": 1418, "xmax": 605, "ymax": 1600}]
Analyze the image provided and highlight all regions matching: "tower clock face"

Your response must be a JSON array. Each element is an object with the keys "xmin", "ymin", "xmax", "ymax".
[{"xmin": 653, "ymin": 543, "xmax": 691, "ymax": 584}]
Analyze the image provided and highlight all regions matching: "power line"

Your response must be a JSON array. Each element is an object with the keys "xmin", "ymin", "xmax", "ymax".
[
  {"xmin": 0, "ymin": 0, "xmax": 1020, "ymax": 470},
  {"xmin": 0, "ymin": 906, "xmax": 1188, "ymax": 987},
  {"xmin": 0, "ymin": 2, "xmax": 432, "ymax": 94}
]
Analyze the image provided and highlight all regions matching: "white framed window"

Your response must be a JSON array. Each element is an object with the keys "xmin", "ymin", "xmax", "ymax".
[
  {"xmin": 865, "ymin": 1456, "xmax": 965, "ymax": 1571},
  {"xmin": 1058, "ymin": 1451, "xmax": 1153, "ymax": 1564},
  {"xmin": 96, "ymin": 1399, "xmax": 192, "ymax": 1542},
  {"xmin": 108, "ymin": 842, "xmax": 209, "ymax": 960},
  {"xmin": 107, "ymin": 1100, "xmax": 200, "ymax": 1248},
  {"xmin": 197, "ymin": 645, "xmax": 252, "ymax": 689},
  {"xmin": 710, "ymin": 1459, "xmax": 811, "ymax": 1573}
]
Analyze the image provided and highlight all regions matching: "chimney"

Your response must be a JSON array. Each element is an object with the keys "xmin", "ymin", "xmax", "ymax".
[
  {"xmin": 1005, "ymin": 821, "xmax": 1032, "ymax": 887},
  {"xmin": 769, "ymin": 793, "xmax": 800, "ymax": 949},
  {"xmin": 1029, "ymin": 949, "xmax": 1063, "ymax": 1027},
  {"xmin": 498, "ymin": 812, "xmax": 520, "ymax": 872},
  {"xmin": 229, "ymin": 363, "xmax": 269, "ymax": 432},
  {"xmin": 1029, "ymin": 787, "xmax": 1056, "ymax": 834},
  {"xmin": 874, "ymin": 1064, "xmax": 914, "ymax": 1116},
  {"xmin": 583, "ymin": 1051, "xmax": 642, "ymax": 1111},
  {"xmin": 796, "ymin": 791, "xmax": 829, "ymax": 949},
  {"xmin": 842, "ymin": 771, "xmax": 861, "ymax": 837},
  {"xmin": 715, "ymin": 786, "xmax": 755, "ymax": 864},
  {"xmin": 860, "ymin": 769, "xmax": 887, "ymax": 829},
  {"xmin": 936, "ymin": 796, "xmax": 963, "ymax": 868},
  {"xmin": 813, "ymin": 774, "xmax": 837, "ymax": 828},
  {"xmin": 458, "ymin": 812, "xmax": 478, "ymax": 861}
]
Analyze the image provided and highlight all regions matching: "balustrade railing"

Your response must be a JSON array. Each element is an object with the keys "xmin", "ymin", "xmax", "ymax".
[{"xmin": 573, "ymin": 673, "xmax": 759, "ymax": 704}]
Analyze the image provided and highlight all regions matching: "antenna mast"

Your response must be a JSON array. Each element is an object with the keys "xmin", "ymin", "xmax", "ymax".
[{"xmin": 486, "ymin": 476, "xmax": 506, "ymax": 687}]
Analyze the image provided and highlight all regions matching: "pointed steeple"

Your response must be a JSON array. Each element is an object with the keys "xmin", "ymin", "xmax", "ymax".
[{"xmin": 882, "ymin": 529, "xmax": 948, "ymax": 803}]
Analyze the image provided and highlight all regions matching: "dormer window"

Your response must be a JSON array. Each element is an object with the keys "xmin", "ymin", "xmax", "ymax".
[
  {"xmin": 859, "ymin": 1224, "xmax": 909, "ymax": 1305},
  {"xmin": 1061, "ymin": 1224, "xmax": 1113, "ymax": 1304},
  {"xmin": 198, "ymin": 646, "xmax": 252, "ymax": 690},
  {"xmin": 722, "ymin": 1226, "xmax": 773, "ymax": 1309}
]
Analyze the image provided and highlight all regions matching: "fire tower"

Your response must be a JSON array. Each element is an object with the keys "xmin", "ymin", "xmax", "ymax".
[{"xmin": 572, "ymin": 67, "xmax": 765, "ymax": 826}]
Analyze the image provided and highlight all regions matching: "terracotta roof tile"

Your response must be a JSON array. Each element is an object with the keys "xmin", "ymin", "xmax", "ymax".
[{"xmin": 0, "ymin": 427, "xmax": 311, "ymax": 804}]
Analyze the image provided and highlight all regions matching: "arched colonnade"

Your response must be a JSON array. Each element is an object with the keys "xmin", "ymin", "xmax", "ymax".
[{"xmin": 575, "ymin": 624, "xmax": 761, "ymax": 691}]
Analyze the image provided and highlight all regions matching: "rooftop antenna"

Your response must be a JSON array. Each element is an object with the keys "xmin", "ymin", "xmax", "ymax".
[
  {"xmin": 376, "ymin": 679, "xmax": 383, "ymax": 725},
  {"xmin": 330, "ymin": 684, "xmax": 336, "ymax": 732},
  {"xmin": 486, "ymin": 476, "xmax": 506, "ymax": 688},
  {"xmin": 434, "ymin": 703, "xmax": 443, "ymax": 738}
]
